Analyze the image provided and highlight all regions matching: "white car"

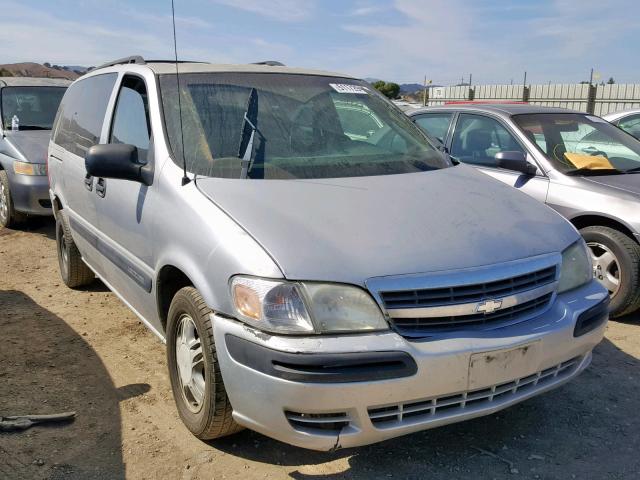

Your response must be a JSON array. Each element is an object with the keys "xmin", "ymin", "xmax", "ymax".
[{"xmin": 604, "ymin": 109, "xmax": 640, "ymax": 140}]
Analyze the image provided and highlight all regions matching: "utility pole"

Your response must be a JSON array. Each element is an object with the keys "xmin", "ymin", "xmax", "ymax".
[
  {"xmin": 469, "ymin": 73, "xmax": 472, "ymax": 86},
  {"xmin": 589, "ymin": 68, "xmax": 594, "ymax": 85},
  {"xmin": 523, "ymin": 71, "xmax": 527, "ymax": 88},
  {"xmin": 423, "ymin": 75, "xmax": 427, "ymax": 106}
]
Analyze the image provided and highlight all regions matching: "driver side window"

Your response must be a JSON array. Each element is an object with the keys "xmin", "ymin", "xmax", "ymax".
[
  {"xmin": 110, "ymin": 75, "xmax": 151, "ymax": 164},
  {"xmin": 450, "ymin": 114, "xmax": 525, "ymax": 167}
]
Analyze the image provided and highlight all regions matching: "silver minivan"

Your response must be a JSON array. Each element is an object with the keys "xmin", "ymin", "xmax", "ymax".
[{"xmin": 48, "ymin": 57, "xmax": 608, "ymax": 450}]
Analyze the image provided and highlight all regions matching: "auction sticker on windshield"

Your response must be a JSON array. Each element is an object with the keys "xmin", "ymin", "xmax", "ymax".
[{"xmin": 330, "ymin": 83, "xmax": 368, "ymax": 94}]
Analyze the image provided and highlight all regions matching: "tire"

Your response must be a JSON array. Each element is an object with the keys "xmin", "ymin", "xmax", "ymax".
[
  {"xmin": 0, "ymin": 169, "xmax": 27, "ymax": 228},
  {"xmin": 56, "ymin": 213, "xmax": 95, "ymax": 288},
  {"xmin": 580, "ymin": 226, "xmax": 640, "ymax": 318},
  {"xmin": 166, "ymin": 287, "xmax": 243, "ymax": 440}
]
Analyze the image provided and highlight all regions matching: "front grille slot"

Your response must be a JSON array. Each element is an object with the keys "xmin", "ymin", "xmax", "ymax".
[
  {"xmin": 285, "ymin": 411, "xmax": 350, "ymax": 434},
  {"xmin": 381, "ymin": 266, "xmax": 556, "ymax": 309},
  {"xmin": 394, "ymin": 292, "xmax": 553, "ymax": 334},
  {"xmin": 368, "ymin": 356, "xmax": 581, "ymax": 427}
]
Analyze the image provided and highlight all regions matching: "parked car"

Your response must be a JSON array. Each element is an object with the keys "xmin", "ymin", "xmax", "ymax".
[
  {"xmin": 604, "ymin": 108, "xmax": 640, "ymax": 140},
  {"xmin": 0, "ymin": 77, "xmax": 69, "ymax": 227},
  {"xmin": 408, "ymin": 104, "xmax": 640, "ymax": 317},
  {"xmin": 48, "ymin": 57, "xmax": 608, "ymax": 450}
]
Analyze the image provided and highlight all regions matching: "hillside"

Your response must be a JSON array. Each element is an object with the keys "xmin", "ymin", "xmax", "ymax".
[{"xmin": 0, "ymin": 62, "xmax": 81, "ymax": 80}]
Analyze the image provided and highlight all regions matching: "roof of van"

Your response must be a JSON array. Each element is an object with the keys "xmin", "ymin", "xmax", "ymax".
[
  {"xmin": 144, "ymin": 61, "xmax": 358, "ymax": 79},
  {"xmin": 0, "ymin": 77, "xmax": 72, "ymax": 87}
]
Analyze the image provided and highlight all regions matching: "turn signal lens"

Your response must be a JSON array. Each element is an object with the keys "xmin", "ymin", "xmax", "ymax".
[
  {"xmin": 13, "ymin": 161, "xmax": 47, "ymax": 176},
  {"xmin": 232, "ymin": 283, "xmax": 261, "ymax": 320}
]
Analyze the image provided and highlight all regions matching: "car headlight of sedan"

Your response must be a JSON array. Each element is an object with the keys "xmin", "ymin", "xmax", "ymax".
[
  {"xmin": 13, "ymin": 161, "xmax": 47, "ymax": 176},
  {"xmin": 230, "ymin": 276, "xmax": 389, "ymax": 334},
  {"xmin": 558, "ymin": 239, "xmax": 593, "ymax": 293}
]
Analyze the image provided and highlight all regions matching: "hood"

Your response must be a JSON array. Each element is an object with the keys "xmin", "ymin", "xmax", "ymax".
[
  {"xmin": 581, "ymin": 173, "xmax": 640, "ymax": 197},
  {"xmin": 196, "ymin": 166, "xmax": 578, "ymax": 284},
  {"xmin": 2, "ymin": 130, "xmax": 51, "ymax": 163}
]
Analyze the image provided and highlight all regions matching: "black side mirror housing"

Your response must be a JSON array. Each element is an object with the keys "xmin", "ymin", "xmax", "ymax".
[
  {"xmin": 495, "ymin": 151, "xmax": 537, "ymax": 176},
  {"xmin": 85, "ymin": 144, "xmax": 152, "ymax": 185}
]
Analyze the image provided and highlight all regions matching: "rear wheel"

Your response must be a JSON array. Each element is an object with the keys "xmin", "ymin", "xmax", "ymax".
[
  {"xmin": 0, "ymin": 170, "xmax": 27, "ymax": 228},
  {"xmin": 166, "ymin": 287, "xmax": 243, "ymax": 439},
  {"xmin": 56, "ymin": 213, "xmax": 95, "ymax": 288},
  {"xmin": 581, "ymin": 226, "xmax": 640, "ymax": 318}
]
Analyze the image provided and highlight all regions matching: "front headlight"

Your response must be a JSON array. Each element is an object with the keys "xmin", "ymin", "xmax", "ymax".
[
  {"xmin": 13, "ymin": 161, "xmax": 47, "ymax": 176},
  {"xmin": 558, "ymin": 239, "xmax": 593, "ymax": 293},
  {"xmin": 230, "ymin": 276, "xmax": 389, "ymax": 334}
]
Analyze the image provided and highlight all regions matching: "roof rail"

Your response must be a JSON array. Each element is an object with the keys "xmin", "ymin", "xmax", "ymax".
[
  {"xmin": 253, "ymin": 61, "xmax": 285, "ymax": 67},
  {"xmin": 96, "ymin": 55, "xmax": 146, "ymax": 70}
]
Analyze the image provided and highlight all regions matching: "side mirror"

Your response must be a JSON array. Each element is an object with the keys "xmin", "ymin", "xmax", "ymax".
[
  {"xmin": 85, "ymin": 144, "xmax": 152, "ymax": 185},
  {"xmin": 495, "ymin": 151, "xmax": 537, "ymax": 176}
]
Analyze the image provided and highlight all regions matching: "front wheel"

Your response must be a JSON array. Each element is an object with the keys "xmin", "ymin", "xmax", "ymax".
[
  {"xmin": 581, "ymin": 226, "xmax": 640, "ymax": 318},
  {"xmin": 166, "ymin": 287, "xmax": 243, "ymax": 439},
  {"xmin": 0, "ymin": 169, "xmax": 27, "ymax": 228}
]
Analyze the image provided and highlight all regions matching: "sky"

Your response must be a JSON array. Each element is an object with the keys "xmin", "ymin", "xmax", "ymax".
[{"xmin": 0, "ymin": 0, "xmax": 638, "ymax": 85}]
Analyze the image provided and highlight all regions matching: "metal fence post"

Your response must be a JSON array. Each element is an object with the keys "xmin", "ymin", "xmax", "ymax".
[
  {"xmin": 523, "ymin": 86, "xmax": 530, "ymax": 103},
  {"xmin": 469, "ymin": 87, "xmax": 475, "ymax": 101},
  {"xmin": 587, "ymin": 85, "xmax": 597, "ymax": 114}
]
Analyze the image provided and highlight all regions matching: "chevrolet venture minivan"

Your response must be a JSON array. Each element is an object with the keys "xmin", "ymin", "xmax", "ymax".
[{"xmin": 48, "ymin": 57, "xmax": 609, "ymax": 450}]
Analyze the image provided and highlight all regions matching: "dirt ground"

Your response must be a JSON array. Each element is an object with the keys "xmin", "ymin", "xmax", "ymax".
[{"xmin": 1, "ymin": 218, "xmax": 639, "ymax": 480}]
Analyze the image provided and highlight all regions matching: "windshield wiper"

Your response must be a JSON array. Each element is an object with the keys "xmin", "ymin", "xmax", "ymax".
[
  {"xmin": 238, "ymin": 88, "xmax": 259, "ymax": 179},
  {"xmin": 565, "ymin": 167, "xmax": 623, "ymax": 176},
  {"xmin": 10, "ymin": 125, "xmax": 49, "ymax": 131}
]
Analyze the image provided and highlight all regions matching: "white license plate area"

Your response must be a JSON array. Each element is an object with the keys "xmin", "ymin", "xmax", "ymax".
[{"xmin": 468, "ymin": 341, "xmax": 541, "ymax": 390}]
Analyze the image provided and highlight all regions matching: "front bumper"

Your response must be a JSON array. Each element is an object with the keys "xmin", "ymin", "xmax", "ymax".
[
  {"xmin": 5, "ymin": 163, "xmax": 51, "ymax": 215},
  {"xmin": 213, "ymin": 280, "xmax": 607, "ymax": 451}
]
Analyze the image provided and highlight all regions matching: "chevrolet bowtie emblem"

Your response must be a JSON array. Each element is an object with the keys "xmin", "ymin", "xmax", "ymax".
[{"xmin": 476, "ymin": 299, "xmax": 503, "ymax": 314}]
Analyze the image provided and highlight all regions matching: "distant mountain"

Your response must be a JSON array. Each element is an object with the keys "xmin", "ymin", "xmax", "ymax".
[
  {"xmin": 0, "ymin": 62, "xmax": 80, "ymax": 80},
  {"xmin": 63, "ymin": 65, "xmax": 91, "ymax": 74},
  {"xmin": 399, "ymin": 83, "xmax": 424, "ymax": 94}
]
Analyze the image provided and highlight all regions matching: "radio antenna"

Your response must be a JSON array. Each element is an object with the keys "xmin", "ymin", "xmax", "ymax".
[{"xmin": 171, "ymin": 0, "xmax": 190, "ymax": 186}]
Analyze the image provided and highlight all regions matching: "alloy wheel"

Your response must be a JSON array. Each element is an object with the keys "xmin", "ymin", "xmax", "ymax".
[
  {"xmin": 588, "ymin": 241, "xmax": 621, "ymax": 295},
  {"xmin": 0, "ymin": 180, "xmax": 8, "ymax": 225},
  {"xmin": 175, "ymin": 314, "xmax": 206, "ymax": 413}
]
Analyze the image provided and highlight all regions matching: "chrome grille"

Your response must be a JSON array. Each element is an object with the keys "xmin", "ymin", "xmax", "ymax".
[
  {"xmin": 393, "ymin": 292, "xmax": 553, "ymax": 336},
  {"xmin": 380, "ymin": 266, "xmax": 556, "ymax": 309},
  {"xmin": 368, "ymin": 356, "xmax": 581, "ymax": 428}
]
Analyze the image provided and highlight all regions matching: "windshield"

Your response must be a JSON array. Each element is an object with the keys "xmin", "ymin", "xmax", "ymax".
[
  {"xmin": 159, "ymin": 73, "xmax": 448, "ymax": 179},
  {"xmin": 512, "ymin": 113, "xmax": 640, "ymax": 174},
  {"xmin": 1, "ymin": 86, "xmax": 66, "ymax": 130}
]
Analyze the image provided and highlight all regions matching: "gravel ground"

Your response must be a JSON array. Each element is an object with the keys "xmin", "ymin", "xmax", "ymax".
[{"xmin": 1, "ymin": 218, "xmax": 639, "ymax": 480}]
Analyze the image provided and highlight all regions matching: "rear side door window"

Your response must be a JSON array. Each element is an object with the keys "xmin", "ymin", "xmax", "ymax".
[
  {"xmin": 109, "ymin": 76, "xmax": 151, "ymax": 164},
  {"xmin": 413, "ymin": 112, "xmax": 453, "ymax": 144},
  {"xmin": 450, "ymin": 113, "xmax": 525, "ymax": 167},
  {"xmin": 53, "ymin": 73, "xmax": 118, "ymax": 157}
]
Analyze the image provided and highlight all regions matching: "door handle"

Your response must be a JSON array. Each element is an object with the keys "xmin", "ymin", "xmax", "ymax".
[
  {"xmin": 84, "ymin": 174, "xmax": 93, "ymax": 191},
  {"xmin": 95, "ymin": 178, "xmax": 106, "ymax": 198}
]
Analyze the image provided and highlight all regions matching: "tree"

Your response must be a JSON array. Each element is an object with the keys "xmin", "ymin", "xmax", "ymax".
[
  {"xmin": 373, "ymin": 80, "xmax": 401, "ymax": 99},
  {"xmin": 607, "ymin": 77, "xmax": 616, "ymax": 84},
  {"xmin": 43, "ymin": 62, "xmax": 51, "ymax": 68},
  {"xmin": 0, "ymin": 68, "xmax": 14, "ymax": 77}
]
